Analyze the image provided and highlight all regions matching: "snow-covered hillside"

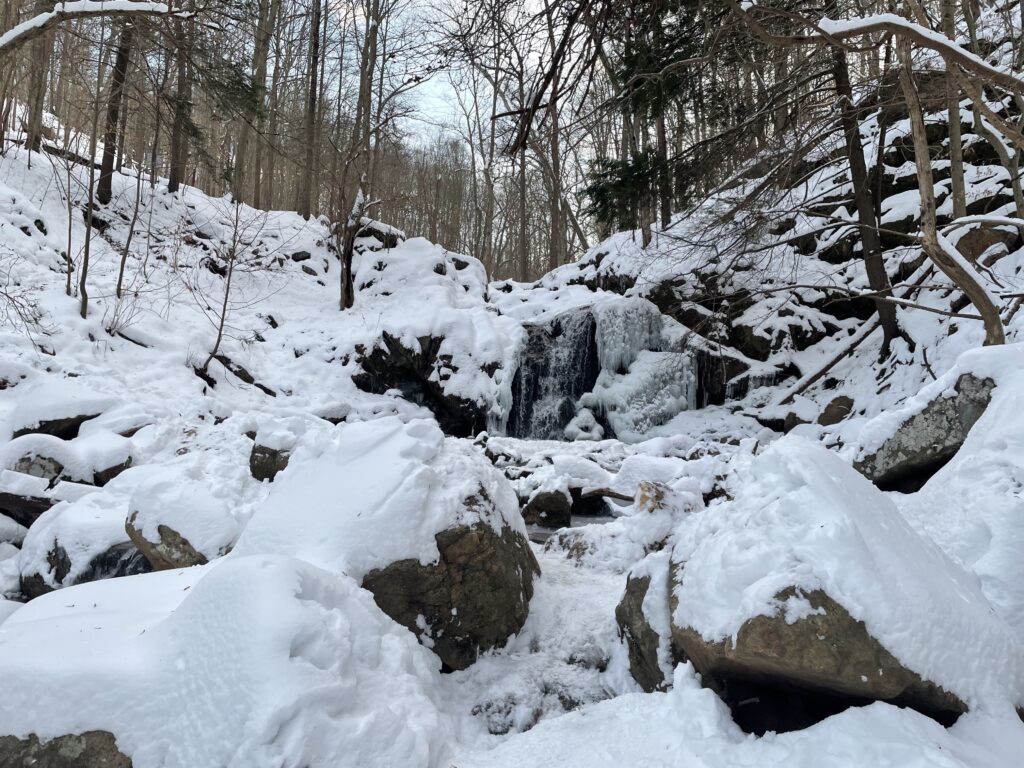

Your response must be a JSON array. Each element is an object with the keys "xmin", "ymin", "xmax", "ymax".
[{"xmin": 1, "ymin": 120, "xmax": 1023, "ymax": 768}]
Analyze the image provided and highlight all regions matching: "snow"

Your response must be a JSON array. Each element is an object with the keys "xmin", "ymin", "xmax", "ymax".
[
  {"xmin": 0, "ymin": 2, "xmax": 173, "ymax": 54},
  {"xmin": 452, "ymin": 664, "xmax": 1024, "ymax": 768},
  {"xmin": 234, "ymin": 417, "xmax": 524, "ymax": 580},
  {"xmin": 0, "ymin": 555, "xmax": 452, "ymax": 768},
  {"xmin": 1, "ymin": 97, "xmax": 1023, "ymax": 766}
]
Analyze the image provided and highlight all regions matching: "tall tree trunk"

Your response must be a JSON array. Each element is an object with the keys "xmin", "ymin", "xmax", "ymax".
[
  {"xmin": 97, "ymin": 23, "xmax": 133, "ymax": 206},
  {"xmin": 25, "ymin": 0, "xmax": 56, "ymax": 159},
  {"xmin": 167, "ymin": 15, "xmax": 191, "ymax": 194},
  {"xmin": 232, "ymin": 0, "xmax": 277, "ymax": 203},
  {"xmin": 941, "ymin": 0, "xmax": 967, "ymax": 219},
  {"xmin": 832, "ymin": 47, "xmax": 901, "ymax": 358},
  {"xmin": 297, "ymin": 0, "xmax": 323, "ymax": 218},
  {"xmin": 896, "ymin": 38, "xmax": 1004, "ymax": 346}
]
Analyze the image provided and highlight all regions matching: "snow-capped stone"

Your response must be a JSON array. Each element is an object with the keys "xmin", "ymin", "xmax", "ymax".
[
  {"xmin": 248, "ymin": 442, "xmax": 290, "ymax": 482},
  {"xmin": 670, "ymin": 436, "xmax": 1024, "ymax": 719},
  {"xmin": 234, "ymin": 417, "xmax": 540, "ymax": 669},
  {"xmin": 18, "ymin": 493, "xmax": 151, "ymax": 598},
  {"xmin": 0, "ymin": 555, "xmax": 453, "ymax": 768},
  {"xmin": 126, "ymin": 471, "xmax": 239, "ymax": 570},
  {"xmin": 521, "ymin": 487, "xmax": 572, "ymax": 529},
  {"xmin": 616, "ymin": 551, "xmax": 673, "ymax": 693}
]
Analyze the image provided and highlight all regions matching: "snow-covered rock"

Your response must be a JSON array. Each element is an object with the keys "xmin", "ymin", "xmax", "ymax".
[
  {"xmin": 854, "ymin": 373, "xmax": 993, "ymax": 490},
  {"xmin": 126, "ymin": 470, "xmax": 239, "ymax": 570},
  {"xmin": 18, "ymin": 491, "xmax": 150, "ymax": 599},
  {"xmin": 0, "ymin": 555, "xmax": 452, "ymax": 768},
  {"xmin": 669, "ymin": 436, "xmax": 1024, "ymax": 725},
  {"xmin": 234, "ymin": 417, "xmax": 540, "ymax": 669}
]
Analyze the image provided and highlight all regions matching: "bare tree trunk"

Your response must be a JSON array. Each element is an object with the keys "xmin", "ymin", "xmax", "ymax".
[
  {"xmin": 97, "ymin": 23, "xmax": 133, "ymax": 205},
  {"xmin": 25, "ymin": 0, "xmax": 56, "ymax": 160},
  {"xmin": 832, "ymin": 46, "xmax": 901, "ymax": 357},
  {"xmin": 232, "ymin": 0, "xmax": 278, "ymax": 203},
  {"xmin": 941, "ymin": 0, "xmax": 967, "ymax": 219},
  {"xmin": 167, "ymin": 15, "xmax": 191, "ymax": 194},
  {"xmin": 297, "ymin": 0, "xmax": 323, "ymax": 218},
  {"xmin": 897, "ymin": 38, "xmax": 1004, "ymax": 346}
]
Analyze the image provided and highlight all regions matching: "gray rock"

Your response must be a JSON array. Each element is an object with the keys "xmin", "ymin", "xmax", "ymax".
[
  {"xmin": 361, "ymin": 488, "xmax": 540, "ymax": 671},
  {"xmin": 11, "ymin": 454, "xmax": 64, "ymax": 483},
  {"xmin": 125, "ymin": 512, "xmax": 209, "ymax": 571},
  {"xmin": 0, "ymin": 731, "xmax": 131, "ymax": 767},
  {"xmin": 249, "ymin": 443, "xmax": 290, "ymax": 482},
  {"xmin": 854, "ymin": 374, "xmax": 993, "ymax": 489}
]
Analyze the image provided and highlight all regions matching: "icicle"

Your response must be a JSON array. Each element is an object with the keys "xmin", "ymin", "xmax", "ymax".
[{"xmin": 592, "ymin": 298, "xmax": 664, "ymax": 374}]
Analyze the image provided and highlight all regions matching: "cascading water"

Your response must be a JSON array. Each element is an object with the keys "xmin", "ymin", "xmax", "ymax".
[
  {"xmin": 507, "ymin": 309, "xmax": 601, "ymax": 439},
  {"xmin": 507, "ymin": 296, "xmax": 736, "ymax": 441}
]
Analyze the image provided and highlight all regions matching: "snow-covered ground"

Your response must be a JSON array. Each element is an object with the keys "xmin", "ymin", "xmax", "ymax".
[{"xmin": 1, "ymin": 117, "xmax": 1023, "ymax": 767}]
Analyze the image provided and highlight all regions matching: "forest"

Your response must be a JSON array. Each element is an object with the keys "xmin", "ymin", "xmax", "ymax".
[{"xmin": 0, "ymin": 0, "xmax": 1023, "ymax": 766}]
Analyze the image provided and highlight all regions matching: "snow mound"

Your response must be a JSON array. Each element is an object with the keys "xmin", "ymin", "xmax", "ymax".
[
  {"xmin": 672, "ymin": 436, "xmax": 1024, "ymax": 709},
  {"xmin": 234, "ymin": 416, "xmax": 525, "ymax": 580},
  {"xmin": 453, "ymin": 664, "xmax": 1024, "ymax": 768},
  {"xmin": 0, "ymin": 555, "xmax": 452, "ymax": 768}
]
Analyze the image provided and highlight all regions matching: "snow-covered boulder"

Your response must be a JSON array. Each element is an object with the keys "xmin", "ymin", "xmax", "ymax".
[
  {"xmin": 125, "ymin": 471, "xmax": 239, "ymax": 570},
  {"xmin": 346, "ymin": 239, "xmax": 522, "ymax": 437},
  {"xmin": 0, "ymin": 432, "xmax": 133, "ymax": 488},
  {"xmin": 669, "ymin": 437, "xmax": 1024, "ymax": 729},
  {"xmin": 0, "ymin": 555, "xmax": 452, "ymax": 768},
  {"xmin": 18, "ymin": 493, "xmax": 150, "ymax": 599},
  {"xmin": 2, "ymin": 379, "xmax": 116, "ymax": 442},
  {"xmin": 854, "ymin": 373, "xmax": 993, "ymax": 490},
  {"xmin": 234, "ymin": 417, "xmax": 540, "ymax": 670}
]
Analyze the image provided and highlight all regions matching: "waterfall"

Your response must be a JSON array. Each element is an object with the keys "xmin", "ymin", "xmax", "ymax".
[{"xmin": 507, "ymin": 309, "xmax": 601, "ymax": 439}]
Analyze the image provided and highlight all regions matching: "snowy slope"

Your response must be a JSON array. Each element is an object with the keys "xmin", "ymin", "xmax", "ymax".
[{"xmin": 0, "ymin": 105, "xmax": 1023, "ymax": 768}]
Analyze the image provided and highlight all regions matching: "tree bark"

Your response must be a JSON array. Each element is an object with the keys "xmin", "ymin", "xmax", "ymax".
[
  {"xmin": 897, "ymin": 38, "xmax": 1004, "ymax": 346},
  {"xmin": 97, "ymin": 23, "xmax": 133, "ymax": 205},
  {"xmin": 832, "ymin": 46, "xmax": 901, "ymax": 357}
]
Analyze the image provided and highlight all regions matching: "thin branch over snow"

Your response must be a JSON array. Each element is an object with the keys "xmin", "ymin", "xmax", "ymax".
[{"xmin": 0, "ymin": 1, "xmax": 180, "ymax": 58}]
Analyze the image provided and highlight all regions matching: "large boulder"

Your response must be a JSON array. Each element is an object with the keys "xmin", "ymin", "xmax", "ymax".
[
  {"xmin": 234, "ymin": 417, "xmax": 540, "ymax": 670},
  {"xmin": 0, "ymin": 731, "xmax": 131, "ymax": 768},
  {"xmin": 343, "ymin": 239, "xmax": 519, "ymax": 438},
  {"xmin": 125, "ymin": 471, "xmax": 238, "ymax": 570},
  {"xmin": 19, "ymin": 494, "xmax": 151, "ymax": 599},
  {"xmin": 669, "ymin": 437, "xmax": 1023, "ymax": 731},
  {"xmin": 854, "ymin": 373, "xmax": 993, "ymax": 490},
  {"xmin": 0, "ymin": 556, "xmax": 453, "ymax": 768}
]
